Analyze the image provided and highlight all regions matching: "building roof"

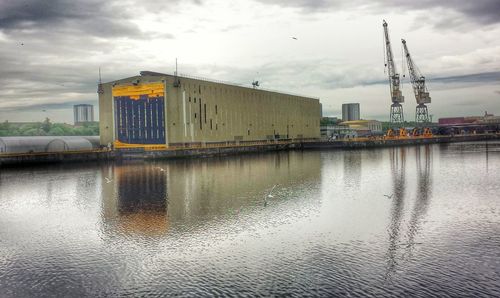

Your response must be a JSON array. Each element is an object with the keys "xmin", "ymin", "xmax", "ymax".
[
  {"xmin": 105, "ymin": 71, "xmax": 320, "ymax": 100},
  {"xmin": 339, "ymin": 120, "xmax": 380, "ymax": 125}
]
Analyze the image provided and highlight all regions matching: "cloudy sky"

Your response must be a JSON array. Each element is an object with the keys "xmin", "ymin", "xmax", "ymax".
[{"xmin": 0, "ymin": 0, "xmax": 499, "ymax": 123}]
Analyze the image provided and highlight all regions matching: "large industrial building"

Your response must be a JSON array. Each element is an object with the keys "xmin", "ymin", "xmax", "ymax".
[{"xmin": 98, "ymin": 71, "xmax": 321, "ymax": 147}]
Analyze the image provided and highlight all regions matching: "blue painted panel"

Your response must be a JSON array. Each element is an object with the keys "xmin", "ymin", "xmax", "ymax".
[{"xmin": 113, "ymin": 94, "xmax": 166, "ymax": 145}]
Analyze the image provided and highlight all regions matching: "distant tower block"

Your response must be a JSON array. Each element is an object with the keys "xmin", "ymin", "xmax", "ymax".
[
  {"xmin": 74, "ymin": 104, "xmax": 94, "ymax": 125},
  {"xmin": 342, "ymin": 103, "xmax": 360, "ymax": 121}
]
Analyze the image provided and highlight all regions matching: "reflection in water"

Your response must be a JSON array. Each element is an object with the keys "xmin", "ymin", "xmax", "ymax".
[
  {"xmin": 386, "ymin": 147, "xmax": 407, "ymax": 279},
  {"xmin": 101, "ymin": 164, "xmax": 169, "ymax": 236},
  {"xmin": 343, "ymin": 150, "xmax": 362, "ymax": 187},
  {"xmin": 406, "ymin": 145, "xmax": 432, "ymax": 257},
  {"xmin": 1, "ymin": 143, "xmax": 500, "ymax": 296},
  {"xmin": 101, "ymin": 152, "xmax": 322, "ymax": 237}
]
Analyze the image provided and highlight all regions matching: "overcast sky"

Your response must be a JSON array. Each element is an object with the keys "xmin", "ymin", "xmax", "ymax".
[{"xmin": 0, "ymin": 0, "xmax": 499, "ymax": 123}]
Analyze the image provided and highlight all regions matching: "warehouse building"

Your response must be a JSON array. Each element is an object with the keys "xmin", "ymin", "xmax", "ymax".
[
  {"xmin": 0, "ymin": 136, "xmax": 100, "ymax": 154},
  {"xmin": 98, "ymin": 71, "xmax": 321, "ymax": 147}
]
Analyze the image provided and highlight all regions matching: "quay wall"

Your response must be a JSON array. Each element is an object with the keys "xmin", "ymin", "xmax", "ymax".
[{"xmin": 1, "ymin": 134, "xmax": 499, "ymax": 166}]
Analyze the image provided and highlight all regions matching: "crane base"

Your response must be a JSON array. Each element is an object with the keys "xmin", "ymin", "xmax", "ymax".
[
  {"xmin": 416, "ymin": 104, "xmax": 429, "ymax": 124},
  {"xmin": 390, "ymin": 103, "xmax": 405, "ymax": 125}
]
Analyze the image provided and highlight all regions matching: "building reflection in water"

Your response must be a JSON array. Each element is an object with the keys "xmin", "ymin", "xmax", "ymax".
[
  {"xmin": 386, "ymin": 147, "xmax": 407, "ymax": 279},
  {"xmin": 343, "ymin": 150, "xmax": 362, "ymax": 187},
  {"xmin": 100, "ymin": 151, "xmax": 322, "ymax": 237},
  {"xmin": 101, "ymin": 163, "xmax": 169, "ymax": 236}
]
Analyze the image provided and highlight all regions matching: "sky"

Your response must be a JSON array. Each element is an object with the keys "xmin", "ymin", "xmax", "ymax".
[{"xmin": 0, "ymin": 0, "xmax": 499, "ymax": 123}]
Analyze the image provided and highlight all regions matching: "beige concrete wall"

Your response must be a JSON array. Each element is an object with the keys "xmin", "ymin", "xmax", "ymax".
[{"xmin": 99, "ymin": 74, "xmax": 321, "ymax": 146}]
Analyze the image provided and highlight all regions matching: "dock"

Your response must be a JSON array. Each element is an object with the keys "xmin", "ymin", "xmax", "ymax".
[{"xmin": 1, "ymin": 134, "xmax": 499, "ymax": 166}]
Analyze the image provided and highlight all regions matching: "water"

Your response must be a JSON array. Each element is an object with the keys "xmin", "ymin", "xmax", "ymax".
[{"xmin": 1, "ymin": 142, "xmax": 499, "ymax": 297}]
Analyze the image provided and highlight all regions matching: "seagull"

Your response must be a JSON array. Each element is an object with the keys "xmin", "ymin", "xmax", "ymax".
[
  {"xmin": 264, "ymin": 184, "xmax": 278, "ymax": 207},
  {"xmin": 383, "ymin": 194, "xmax": 393, "ymax": 199},
  {"xmin": 267, "ymin": 184, "xmax": 277, "ymax": 198},
  {"xmin": 156, "ymin": 166, "xmax": 165, "ymax": 172},
  {"xmin": 104, "ymin": 177, "xmax": 112, "ymax": 183},
  {"xmin": 291, "ymin": 37, "xmax": 298, "ymax": 40}
]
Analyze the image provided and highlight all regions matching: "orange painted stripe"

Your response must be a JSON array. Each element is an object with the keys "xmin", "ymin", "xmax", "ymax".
[{"xmin": 112, "ymin": 82, "xmax": 165, "ymax": 97}]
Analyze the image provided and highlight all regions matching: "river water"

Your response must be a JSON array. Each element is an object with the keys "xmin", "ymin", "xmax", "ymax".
[{"xmin": 1, "ymin": 142, "xmax": 499, "ymax": 297}]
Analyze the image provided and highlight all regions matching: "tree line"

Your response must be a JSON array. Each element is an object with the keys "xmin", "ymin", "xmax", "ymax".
[{"xmin": 0, "ymin": 118, "xmax": 99, "ymax": 136}]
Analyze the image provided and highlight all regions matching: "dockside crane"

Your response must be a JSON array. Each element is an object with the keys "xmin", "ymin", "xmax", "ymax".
[
  {"xmin": 383, "ymin": 20, "xmax": 405, "ymax": 125},
  {"xmin": 402, "ymin": 39, "xmax": 431, "ymax": 124}
]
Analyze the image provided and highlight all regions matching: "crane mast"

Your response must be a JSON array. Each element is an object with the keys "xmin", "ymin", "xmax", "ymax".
[
  {"xmin": 402, "ymin": 39, "xmax": 431, "ymax": 123},
  {"xmin": 383, "ymin": 20, "xmax": 404, "ymax": 124}
]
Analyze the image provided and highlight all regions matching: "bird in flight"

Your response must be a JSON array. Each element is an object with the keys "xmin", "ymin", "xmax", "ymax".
[
  {"xmin": 383, "ymin": 194, "xmax": 393, "ymax": 199},
  {"xmin": 291, "ymin": 37, "xmax": 298, "ymax": 40},
  {"xmin": 104, "ymin": 177, "xmax": 112, "ymax": 183},
  {"xmin": 264, "ymin": 184, "xmax": 278, "ymax": 207}
]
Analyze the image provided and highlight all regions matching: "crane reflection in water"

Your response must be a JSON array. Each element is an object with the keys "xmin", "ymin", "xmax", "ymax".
[
  {"xmin": 385, "ymin": 147, "xmax": 407, "ymax": 280},
  {"xmin": 385, "ymin": 145, "xmax": 433, "ymax": 281},
  {"xmin": 405, "ymin": 145, "xmax": 432, "ymax": 259}
]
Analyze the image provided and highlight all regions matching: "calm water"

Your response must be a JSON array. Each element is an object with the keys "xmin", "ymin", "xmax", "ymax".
[{"xmin": 1, "ymin": 142, "xmax": 499, "ymax": 297}]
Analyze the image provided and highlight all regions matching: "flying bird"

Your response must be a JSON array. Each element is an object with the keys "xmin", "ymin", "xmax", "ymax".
[
  {"xmin": 156, "ymin": 166, "xmax": 165, "ymax": 172},
  {"xmin": 291, "ymin": 37, "xmax": 298, "ymax": 40},
  {"xmin": 264, "ymin": 184, "xmax": 278, "ymax": 206},
  {"xmin": 267, "ymin": 184, "xmax": 277, "ymax": 198},
  {"xmin": 383, "ymin": 194, "xmax": 393, "ymax": 199},
  {"xmin": 104, "ymin": 177, "xmax": 112, "ymax": 183}
]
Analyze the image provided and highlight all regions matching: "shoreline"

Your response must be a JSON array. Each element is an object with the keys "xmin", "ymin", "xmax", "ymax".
[{"xmin": 1, "ymin": 134, "xmax": 499, "ymax": 166}]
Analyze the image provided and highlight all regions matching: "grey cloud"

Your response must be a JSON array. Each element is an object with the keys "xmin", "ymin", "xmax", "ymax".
[
  {"xmin": 255, "ymin": 0, "xmax": 500, "ymax": 27},
  {"xmin": 430, "ymin": 71, "xmax": 500, "ymax": 84},
  {"xmin": 0, "ymin": 0, "xmax": 143, "ymax": 38}
]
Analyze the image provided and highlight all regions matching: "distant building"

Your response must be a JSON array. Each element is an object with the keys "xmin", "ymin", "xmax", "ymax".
[
  {"xmin": 342, "ymin": 103, "xmax": 360, "ymax": 121},
  {"xmin": 439, "ymin": 112, "xmax": 500, "ymax": 126},
  {"xmin": 74, "ymin": 104, "xmax": 94, "ymax": 125},
  {"xmin": 320, "ymin": 124, "xmax": 356, "ymax": 139},
  {"xmin": 339, "ymin": 120, "xmax": 382, "ymax": 136}
]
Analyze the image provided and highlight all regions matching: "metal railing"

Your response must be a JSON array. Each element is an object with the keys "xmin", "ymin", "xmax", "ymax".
[{"xmin": 173, "ymin": 72, "xmax": 320, "ymax": 100}]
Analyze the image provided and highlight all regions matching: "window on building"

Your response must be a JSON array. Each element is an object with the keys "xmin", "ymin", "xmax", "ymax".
[{"xmin": 215, "ymin": 105, "xmax": 218, "ymax": 114}]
